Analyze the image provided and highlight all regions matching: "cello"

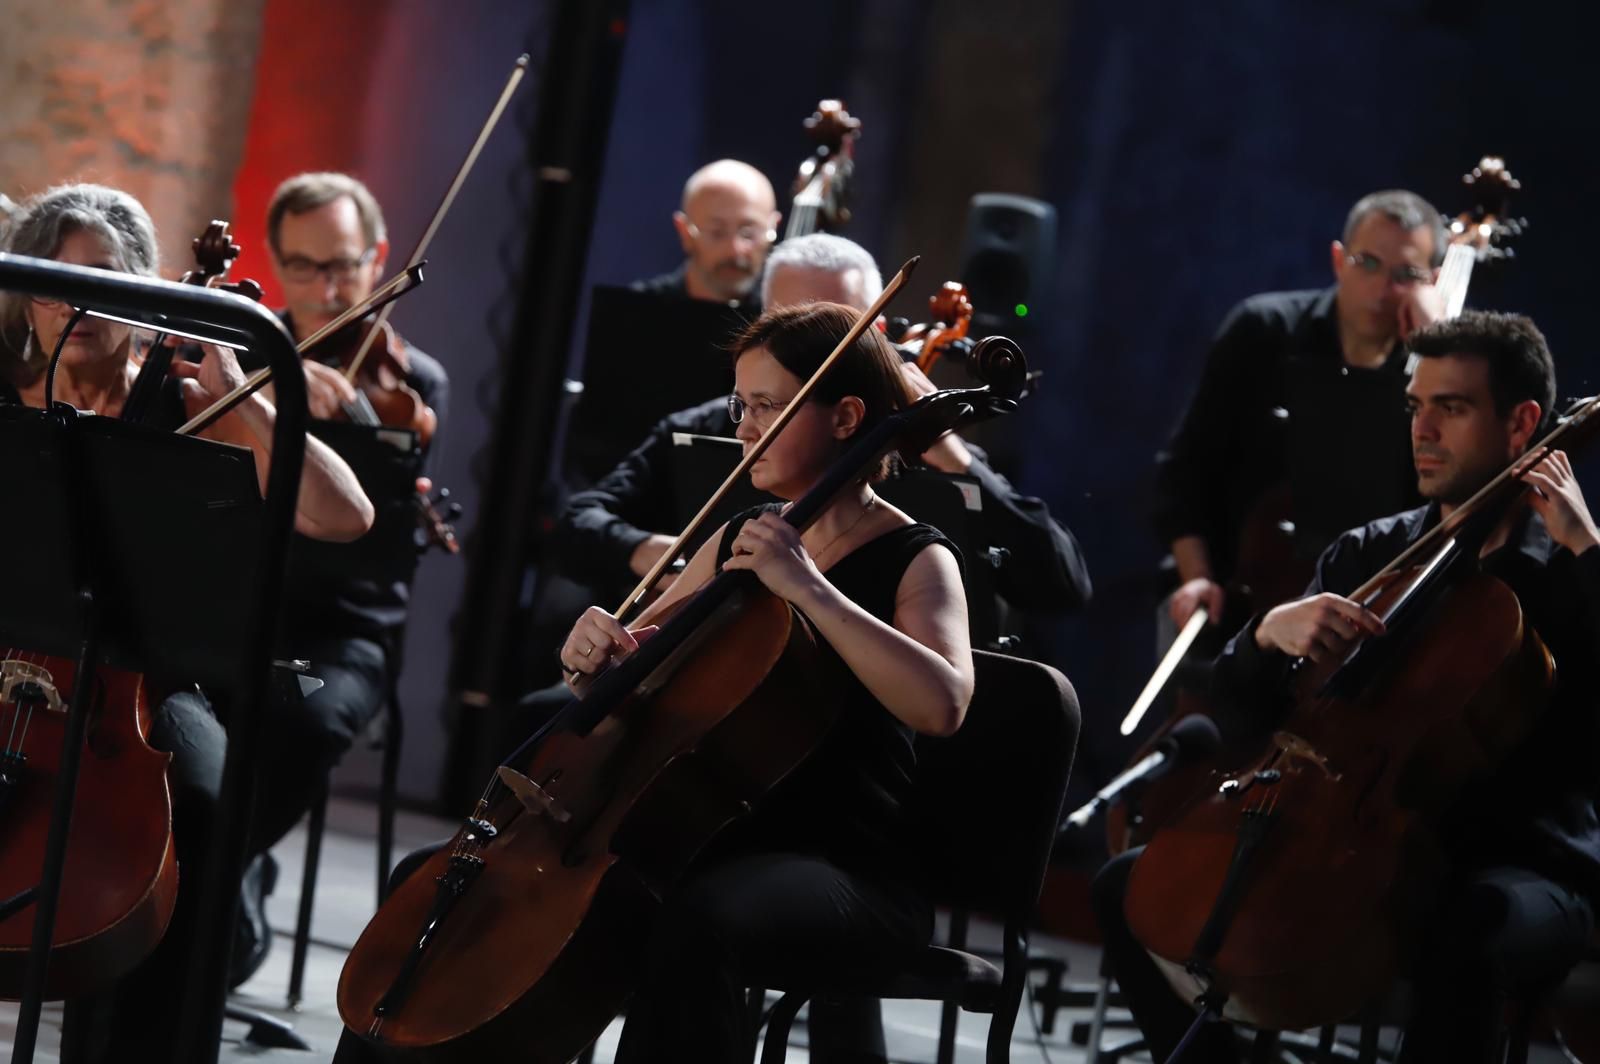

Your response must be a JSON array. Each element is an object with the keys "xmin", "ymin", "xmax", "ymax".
[
  {"xmin": 0, "ymin": 218, "xmax": 263, "ymax": 999},
  {"xmin": 337, "ymin": 266, "xmax": 1029, "ymax": 1060},
  {"xmin": 1105, "ymin": 157, "xmax": 1529, "ymax": 856},
  {"xmin": 0, "ymin": 657, "xmax": 176, "ymax": 999},
  {"xmin": 1122, "ymin": 391, "xmax": 1600, "ymax": 1034}
]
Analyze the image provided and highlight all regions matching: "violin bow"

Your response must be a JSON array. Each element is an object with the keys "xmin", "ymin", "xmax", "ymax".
[
  {"xmin": 341, "ymin": 53, "xmax": 531, "ymax": 384},
  {"xmin": 174, "ymin": 265, "xmax": 425, "ymax": 437},
  {"xmin": 614, "ymin": 256, "xmax": 921, "ymax": 625}
]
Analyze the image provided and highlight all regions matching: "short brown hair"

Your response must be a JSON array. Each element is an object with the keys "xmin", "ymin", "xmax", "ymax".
[
  {"xmin": 266, "ymin": 172, "xmax": 386, "ymax": 254},
  {"xmin": 732, "ymin": 302, "xmax": 910, "ymax": 480}
]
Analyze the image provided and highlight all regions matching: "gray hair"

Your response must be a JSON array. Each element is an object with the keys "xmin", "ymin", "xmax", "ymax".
[
  {"xmin": 1343, "ymin": 189, "xmax": 1447, "ymax": 268},
  {"xmin": 0, "ymin": 183, "xmax": 159, "ymax": 383},
  {"xmin": 267, "ymin": 172, "xmax": 387, "ymax": 254},
  {"xmin": 760, "ymin": 233, "xmax": 883, "ymax": 309}
]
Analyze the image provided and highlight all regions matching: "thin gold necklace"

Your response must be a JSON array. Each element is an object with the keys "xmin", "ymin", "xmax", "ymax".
[{"xmin": 806, "ymin": 492, "xmax": 877, "ymax": 569}]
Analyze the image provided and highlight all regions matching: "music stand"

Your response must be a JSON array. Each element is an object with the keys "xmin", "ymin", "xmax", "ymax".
[
  {"xmin": 0, "ymin": 254, "xmax": 308, "ymax": 1064},
  {"xmin": 564, "ymin": 285, "xmax": 752, "ymax": 483}
]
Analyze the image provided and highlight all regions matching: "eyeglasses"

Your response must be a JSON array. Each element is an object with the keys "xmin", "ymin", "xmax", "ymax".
[
  {"xmin": 1345, "ymin": 252, "xmax": 1432, "ymax": 287},
  {"xmin": 684, "ymin": 220, "xmax": 777, "ymax": 247},
  {"xmin": 277, "ymin": 246, "xmax": 377, "ymax": 283},
  {"xmin": 727, "ymin": 392, "xmax": 793, "ymax": 428}
]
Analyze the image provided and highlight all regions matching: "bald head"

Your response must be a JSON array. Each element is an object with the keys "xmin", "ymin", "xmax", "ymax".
[
  {"xmin": 680, "ymin": 159, "xmax": 776, "ymax": 213},
  {"xmin": 673, "ymin": 159, "xmax": 781, "ymax": 303}
]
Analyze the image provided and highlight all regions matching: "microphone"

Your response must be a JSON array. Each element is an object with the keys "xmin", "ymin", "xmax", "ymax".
[{"xmin": 1062, "ymin": 715, "xmax": 1222, "ymax": 831}]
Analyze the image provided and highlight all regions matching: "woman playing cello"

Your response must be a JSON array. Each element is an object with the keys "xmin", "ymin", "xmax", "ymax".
[
  {"xmin": 335, "ymin": 301, "xmax": 974, "ymax": 1062},
  {"xmin": 0, "ymin": 183, "xmax": 373, "ymax": 1060}
]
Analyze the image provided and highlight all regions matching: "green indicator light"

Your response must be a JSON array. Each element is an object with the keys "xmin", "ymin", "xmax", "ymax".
[{"xmin": 1014, "ymin": 303, "xmax": 1029, "ymax": 318}]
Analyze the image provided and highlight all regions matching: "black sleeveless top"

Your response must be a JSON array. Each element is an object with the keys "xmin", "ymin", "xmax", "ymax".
[{"xmin": 715, "ymin": 504, "xmax": 962, "ymax": 870}]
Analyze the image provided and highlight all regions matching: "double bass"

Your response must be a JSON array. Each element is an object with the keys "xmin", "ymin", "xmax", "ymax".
[
  {"xmin": 336, "ymin": 265, "xmax": 1029, "ymax": 1060},
  {"xmin": 1122, "ymin": 392, "xmax": 1600, "ymax": 1033},
  {"xmin": 1105, "ymin": 158, "xmax": 1529, "ymax": 856},
  {"xmin": 786, "ymin": 99, "xmax": 862, "ymax": 239}
]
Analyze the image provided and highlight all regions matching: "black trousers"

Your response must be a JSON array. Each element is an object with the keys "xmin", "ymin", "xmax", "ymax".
[
  {"xmin": 334, "ymin": 844, "xmax": 930, "ymax": 1064},
  {"xmin": 252, "ymin": 634, "xmax": 390, "ymax": 852},
  {"xmin": 1092, "ymin": 847, "xmax": 1596, "ymax": 1064}
]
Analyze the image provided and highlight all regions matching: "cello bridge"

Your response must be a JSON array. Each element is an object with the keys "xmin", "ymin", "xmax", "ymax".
[
  {"xmin": 1270, "ymin": 731, "xmax": 1341, "ymax": 780},
  {"xmin": 1, "ymin": 660, "xmax": 63, "ymax": 713}
]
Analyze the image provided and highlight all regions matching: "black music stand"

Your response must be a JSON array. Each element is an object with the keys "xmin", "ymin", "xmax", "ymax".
[
  {"xmin": 0, "ymin": 254, "xmax": 308, "ymax": 1064},
  {"xmin": 564, "ymin": 285, "xmax": 752, "ymax": 483}
]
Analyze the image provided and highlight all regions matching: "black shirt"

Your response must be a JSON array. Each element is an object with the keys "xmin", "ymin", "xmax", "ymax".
[
  {"xmin": 552, "ymin": 397, "xmax": 1093, "ymax": 613},
  {"xmin": 715, "ymin": 505, "xmax": 958, "ymax": 868},
  {"xmin": 250, "ymin": 316, "xmax": 451, "ymax": 644},
  {"xmin": 1213, "ymin": 502, "xmax": 1600, "ymax": 902},
  {"xmin": 630, "ymin": 262, "xmax": 764, "ymax": 317},
  {"xmin": 1153, "ymin": 286, "xmax": 1418, "ymax": 586}
]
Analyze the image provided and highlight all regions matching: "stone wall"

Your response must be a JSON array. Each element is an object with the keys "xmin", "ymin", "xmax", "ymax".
[{"xmin": 0, "ymin": 0, "xmax": 266, "ymax": 273}]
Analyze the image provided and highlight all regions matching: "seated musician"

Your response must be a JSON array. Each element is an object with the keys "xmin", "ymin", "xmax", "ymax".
[
  {"xmin": 1098, "ymin": 310, "xmax": 1600, "ymax": 1063},
  {"xmin": 225, "ymin": 171, "xmax": 451, "ymax": 987},
  {"xmin": 632, "ymin": 157, "xmax": 781, "ymax": 310},
  {"xmin": 558, "ymin": 231, "xmax": 1091, "ymax": 615},
  {"xmin": 335, "ymin": 302, "xmax": 974, "ymax": 1063},
  {"xmin": 1155, "ymin": 189, "xmax": 1445, "ymax": 641},
  {"xmin": 0, "ymin": 183, "xmax": 375, "ymax": 1058}
]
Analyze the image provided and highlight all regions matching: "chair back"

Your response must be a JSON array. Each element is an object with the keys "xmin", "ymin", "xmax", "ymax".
[{"xmin": 907, "ymin": 650, "xmax": 1080, "ymax": 927}]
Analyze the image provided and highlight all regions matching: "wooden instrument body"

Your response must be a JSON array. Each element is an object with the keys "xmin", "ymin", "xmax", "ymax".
[
  {"xmin": 1107, "ymin": 484, "xmax": 1315, "ymax": 855},
  {"xmin": 338, "ymin": 589, "xmax": 838, "ymax": 1060},
  {"xmin": 0, "ymin": 654, "xmax": 177, "ymax": 999},
  {"xmin": 1126, "ymin": 567, "xmax": 1554, "ymax": 1031}
]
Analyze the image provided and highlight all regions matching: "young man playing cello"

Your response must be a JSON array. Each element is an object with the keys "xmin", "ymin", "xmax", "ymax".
[{"xmin": 1099, "ymin": 310, "xmax": 1600, "ymax": 1062}]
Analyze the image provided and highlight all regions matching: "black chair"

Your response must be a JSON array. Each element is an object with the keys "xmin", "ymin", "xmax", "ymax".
[
  {"xmin": 755, "ymin": 649, "xmax": 1081, "ymax": 1064},
  {"xmin": 284, "ymin": 640, "xmax": 406, "ymax": 1010}
]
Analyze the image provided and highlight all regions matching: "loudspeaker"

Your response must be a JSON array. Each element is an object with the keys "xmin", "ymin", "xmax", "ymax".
[{"xmin": 957, "ymin": 193, "xmax": 1056, "ymax": 338}]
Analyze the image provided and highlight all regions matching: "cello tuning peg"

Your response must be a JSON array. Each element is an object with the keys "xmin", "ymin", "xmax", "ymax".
[
  {"xmin": 446, "ymin": 503, "xmax": 464, "ymax": 521},
  {"xmin": 436, "ymin": 487, "xmax": 451, "ymax": 501}
]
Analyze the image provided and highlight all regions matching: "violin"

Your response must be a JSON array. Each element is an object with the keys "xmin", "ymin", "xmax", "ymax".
[
  {"xmin": 1122, "ymin": 392, "xmax": 1600, "ymax": 1032},
  {"xmin": 888, "ymin": 282, "xmax": 975, "ymax": 373},
  {"xmin": 307, "ymin": 315, "xmax": 460, "ymax": 556},
  {"xmin": 312, "ymin": 315, "xmax": 437, "ymax": 447},
  {"xmin": 1103, "ymin": 157, "xmax": 1529, "ymax": 857},
  {"xmin": 785, "ymin": 99, "xmax": 861, "ymax": 239},
  {"xmin": 0, "ymin": 653, "xmax": 177, "ymax": 998},
  {"xmin": 336, "ymin": 263, "xmax": 1026, "ymax": 1059}
]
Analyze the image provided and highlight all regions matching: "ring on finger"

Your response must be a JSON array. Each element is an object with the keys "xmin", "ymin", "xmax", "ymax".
[{"xmin": 581, "ymin": 642, "xmax": 594, "ymax": 658}]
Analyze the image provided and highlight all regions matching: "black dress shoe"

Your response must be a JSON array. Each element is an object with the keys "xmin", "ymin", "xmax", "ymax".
[{"xmin": 229, "ymin": 852, "xmax": 278, "ymax": 990}]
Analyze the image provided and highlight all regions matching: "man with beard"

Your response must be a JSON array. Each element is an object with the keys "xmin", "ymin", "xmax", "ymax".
[
  {"xmin": 226, "ymin": 172, "xmax": 450, "ymax": 986},
  {"xmin": 1099, "ymin": 310, "xmax": 1600, "ymax": 1063},
  {"xmin": 632, "ymin": 158, "xmax": 781, "ymax": 311}
]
